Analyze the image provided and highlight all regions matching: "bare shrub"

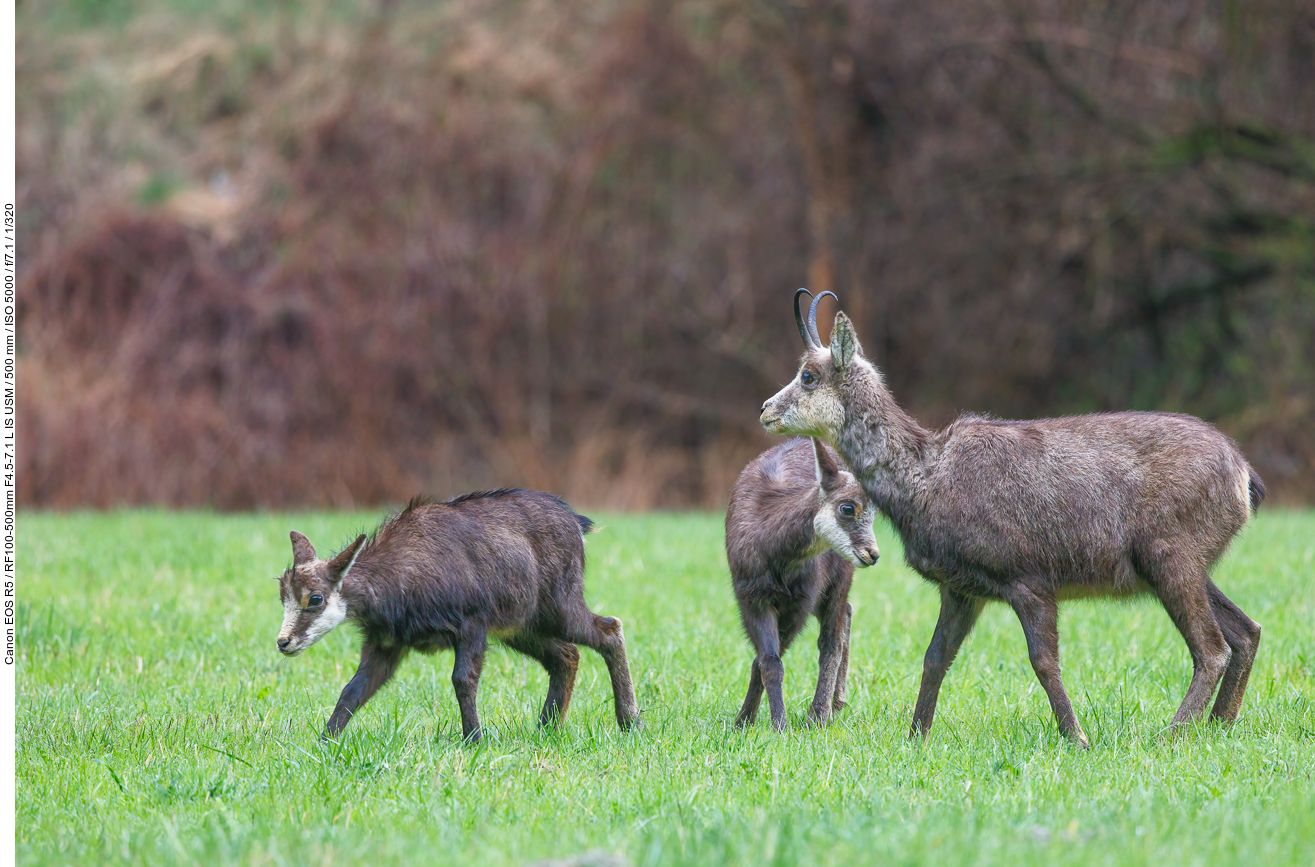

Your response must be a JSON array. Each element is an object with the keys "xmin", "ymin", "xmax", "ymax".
[{"xmin": 16, "ymin": 0, "xmax": 1315, "ymax": 508}]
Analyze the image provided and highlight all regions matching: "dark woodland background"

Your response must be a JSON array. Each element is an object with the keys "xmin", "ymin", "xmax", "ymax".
[{"xmin": 16, "ymin": 0, "xmax": 1315, "ymax": 510}]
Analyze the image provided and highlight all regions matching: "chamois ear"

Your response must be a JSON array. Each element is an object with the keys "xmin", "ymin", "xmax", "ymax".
[
  {"xmin": 327, "ymin": 534, "xmax": 367, "ymax": 585},
  {"xmin": 290, "ymin": 530, "xmax": 316, "ymax": 565},
  {"xmin": 812, "ymin": 437, "xmax": 842, "ymax": 492},
  {"xmin": 830, "ymin": 311, "xmax": 862, "ymax": 372}
]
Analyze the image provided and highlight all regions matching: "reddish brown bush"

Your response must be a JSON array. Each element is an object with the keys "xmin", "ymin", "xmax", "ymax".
[{"xmin": 16, "ymin": 0, "xmax": 1315, "ymax": 508}]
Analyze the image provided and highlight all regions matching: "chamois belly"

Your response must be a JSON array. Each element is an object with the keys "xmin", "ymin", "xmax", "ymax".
[
  {"xmin": 902, "ymin": 524, "xmax": 1143, "ymax": 602},
  {"xmin": 1055, "ymin": 577, "xmax": 1152, "ymax": 601}
]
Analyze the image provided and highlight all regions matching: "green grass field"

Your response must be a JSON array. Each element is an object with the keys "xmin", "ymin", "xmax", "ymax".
[{"xmin": 16, "ymin": 509, "xmax": 1315, "ymax": 866}]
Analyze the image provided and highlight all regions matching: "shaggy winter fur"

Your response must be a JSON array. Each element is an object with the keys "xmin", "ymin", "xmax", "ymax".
[
  {"xmin": 761, "ymin": 309, "xmax": 1264, "ymax": 746},
  {"xmin": 726, "ymin": 437, "xmax": 879, "ymax": 730},
  {"xmin": 274, "ymin": 491, "xmax": 640, "ymax": 741}
]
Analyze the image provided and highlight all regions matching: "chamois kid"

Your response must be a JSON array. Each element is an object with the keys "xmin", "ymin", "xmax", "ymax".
[
  {"xmin": 728, "ymin": 436, "xmax": 879, "ymax": 731},
  {"xmin": 274, "ymin": 491, "xmax": 640, "ymax": 741},
  {"xmin": 760, "ymin": 290, "xmax": 1265, "ymax": 746}
]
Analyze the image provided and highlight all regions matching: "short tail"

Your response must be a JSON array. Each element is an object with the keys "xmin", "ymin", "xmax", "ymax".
[
  {"xmin": 1248, "ymin": 468, "xmax": 1267, "ymax": 514},
  {"xmin": 576, "ymin": 513, "xmax": 596, "ymax": 535}
]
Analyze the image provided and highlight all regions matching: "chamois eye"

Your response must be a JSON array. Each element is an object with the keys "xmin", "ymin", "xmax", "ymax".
[
  {"xmin": 309, "ymin": 594, "xmax": 323, "ymax": 607},
  {"xmin": 840, "ymin": 503, "xmax": 856, "ymax": 517},
  {"xmin": 801, "ymin": 370, "xmax": 815, "ymax": 386}
]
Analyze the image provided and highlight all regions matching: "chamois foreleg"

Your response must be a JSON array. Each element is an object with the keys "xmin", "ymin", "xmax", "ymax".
[
  {"xmin": 833, "ymin": 602, "xmax": 853, "ymax": 712},
  {"xmin": 451, "ymin": 625, "xmax": 489, "ymax": 742},
  {"xmin": 1008, "ymin": 584, "xmax": 1088, "ymax": 747},
  {"xmin": 909, "ymin": 589, "xmax": 983, "ymax": 740},
  {"xmin": 324, "ymin": 642, "xmax": 405, "ymax": 739},
  {"xmin": 506, "ymin": 634, "xmax": 581, "ymax": 727}
]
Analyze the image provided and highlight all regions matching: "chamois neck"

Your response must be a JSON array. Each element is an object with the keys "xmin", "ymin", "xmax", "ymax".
[
  {"xmin": 835, "ymin": 360, "xmax": 929, "ymax": 518},
  {"xmin": 336, "ymin": 551, "xmax": 383, "ymax": 622},
  {"xmin": 336, "ymin": 575, "xmax": 369, "ymax": 621}
]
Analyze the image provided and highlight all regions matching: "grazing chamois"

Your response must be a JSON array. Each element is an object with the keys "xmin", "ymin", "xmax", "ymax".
[
  {"xmin": 273, "ymin": 491, "xmax": 640, "ymax": 741},
  {"xmin": 727, "ymin": 436, "xmax": 879, "ymax": 731},
  {"xmin": 759, "ymin": 290, "xmax": 1264, "ymax": 746}
]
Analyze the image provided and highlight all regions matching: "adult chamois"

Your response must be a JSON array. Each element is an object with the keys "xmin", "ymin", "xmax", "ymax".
[
  {"xmin": 273, "ymin": 491, "xmax": 640, "ymax": 741},
  {"xmin": 727, "ymin": 436, "xmax": 879, "ymax": 731},
  {"xmin": 759, "ymin": 290, "xmax": 1264, "ymax": 747}
]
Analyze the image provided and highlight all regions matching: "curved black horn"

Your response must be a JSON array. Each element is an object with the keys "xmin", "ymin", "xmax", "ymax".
[
  {"xmin": 807, "ymin": 291, "xmax": 838, "ymax": 346},
  {"xmin": 793, "ymin": 288, "xmax": 817, "ymax": 348}
]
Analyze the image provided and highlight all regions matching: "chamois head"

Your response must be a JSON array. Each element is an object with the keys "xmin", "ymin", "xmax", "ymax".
[
  {"xmin": 274, "ymin": 531, "xmax": 366, "ymax": 656},
  {"xmin": 760, "ymin": 289, "xmax": 866, "ymax": 441},
  {"xmin": 810, "ymin": 437, "xmax": 879, "ymax": 567}
]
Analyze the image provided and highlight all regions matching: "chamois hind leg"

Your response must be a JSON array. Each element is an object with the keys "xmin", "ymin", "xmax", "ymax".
[
  {"xmin": 560, "ymin": 599, "xmax": 641, "ymax": 731},
  {"xmin": 1145, "ymin": 559, "xmax": 1232, "ymax": 729},
  {"xmin": 1008, "ymin": 584, "xmax": 1088, "ymax": 747},
  {"xmin": 504, "ymin": 634, "xmax": 581, "ymax": 727},
  {"xmin": 910, "ymin": 589, "xmax": 984, "ymax": 740},
  {"xmin": 736, "ymin": 602, "xmax": 810, "ymax": 728},
  {"xmin": 1206, "ymin": 582, "xmax": 1260, "ymax": 723},
  {"xmin": 809, "ymin": 588, "xmax": 852, "ymax": 726},
  {"xmin": 742, "ymin": 607, "xmax": 788, "ymax": 731},
  {"xmin": 833, "ymin": 602, "xmax": 853, "ymax": 712},
  {"xmin": 775, "ymin": 605, "xmax": 815, "ymax": 726}
]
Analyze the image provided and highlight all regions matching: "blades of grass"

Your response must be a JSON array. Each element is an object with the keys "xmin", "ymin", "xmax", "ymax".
[{"xmin": 196, "ymin": 742, "xmax": 254, "ymax": 768}]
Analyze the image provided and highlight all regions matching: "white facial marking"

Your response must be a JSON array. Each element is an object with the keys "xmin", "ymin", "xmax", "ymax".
[
  {"xmin": 1237, "ymin": 466, "xmax": 1252, "ymax": 519},
  {"xmin": 301, "ymin": 591, "xmax": 347, "ymax": 646},
  {"xmin": 813, "ymin": 507, "xmax": 860, "ymax": 565},
  {"xmin": 779, "ymin": 359, "xmax": 846, "ymax": 438},
  {"xmin": 278, "ymin": 594, "xmax": 301, "ymax": 644},
  {"xmin": 277, "ymin": 553, "xmax": 351, "ymax": 654},
  {"xmin": 810, "ymin": 468, "xmax": 879, "ymax": 568}
]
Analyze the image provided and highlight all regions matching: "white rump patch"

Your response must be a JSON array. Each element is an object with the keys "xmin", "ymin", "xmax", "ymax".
[{"xmin": 1237, "ymin": 465, "xmax": 1252, "ymax": 519}]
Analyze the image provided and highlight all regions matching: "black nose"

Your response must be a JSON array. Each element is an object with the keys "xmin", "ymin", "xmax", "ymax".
[
  {"xmin": 277, "ymin": 638, "xmax": 291, "ymax": 651},
  {"xmin": 760, "ymin": 401, "xmax": 769, "ymax": 413}
]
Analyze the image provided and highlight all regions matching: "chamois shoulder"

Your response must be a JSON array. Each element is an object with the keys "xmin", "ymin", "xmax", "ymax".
[
  {"xmin": 732, "ymin": 438, "xmax": 822, "ymax": 502},
  {"xmin": 367, "ymin": 489, "xmax": 593, "ymax": 552}
]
